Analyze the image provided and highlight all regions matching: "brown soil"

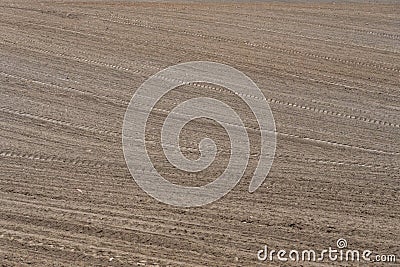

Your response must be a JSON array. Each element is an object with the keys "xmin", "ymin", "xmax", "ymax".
[{"xmin": 0, "ymin": 1, "xmax": 399, "ymax": 266}]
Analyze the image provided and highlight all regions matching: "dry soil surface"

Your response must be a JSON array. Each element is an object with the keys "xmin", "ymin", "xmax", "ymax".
[{"xmin": 0, "ymin": 1, "xmax": 399, "ymax": 266}]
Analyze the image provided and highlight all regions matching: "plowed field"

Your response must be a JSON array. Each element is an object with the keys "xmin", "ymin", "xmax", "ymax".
[{"xmin": 0, "ymin": 1, "xmax": 399, "ymax": 266}]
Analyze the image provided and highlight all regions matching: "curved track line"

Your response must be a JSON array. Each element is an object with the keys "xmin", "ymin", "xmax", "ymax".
[
  {"xmin": 99, "ymin": 14, "xmax": 400, "ymax": 73},
  {"xmin": 0, "ymin": 150, "xmax": 118, "ymax": 168},
  {"xmin": 2, "ymin": 74, "xmax": 399, "ymax": 156},
  {"xmin": 158, "ymin": 75, "xmax": 400, "ymax": 130},
  {"xmin": 125, "ymin": 9, "xmax": 400, "ymax": 54},
  {"xmin": 4, "ymin": 3, "xmax": 400, "ymax": 41},
  {"xmin": 1, "ymin": 146, "xmax": 398, "ymax": 175},
  {"xmin": 3, "ymin": 9, "xmax": 399, "ymax": 94},
  {"xmin": 277, "ymin": 155, "xmax": 399, "ymax": 171},
  {"xmin": 0, "ymin": 11, "xmax": 102, "ymax": 39},
  {"xmin": 167, "ymin": 6, "xmax": 400, "ymax": 41},
  {"xmin": 0, "ymin": 71, "xmax": 129, "ymax": 107},
  {"xmin": 0, "ymin": 106, "xmax": 120, "ymax": 137},
  {"xmin": 149, "ymin": 104, "xmax": 400, "ymax": 156},
  {"xmin": 2, "ymin": 18, "xmax": 399, "ymax": 100},
  {"xmin": 3, "ymin": 40, "xmax": 400, "ymax": 125}
]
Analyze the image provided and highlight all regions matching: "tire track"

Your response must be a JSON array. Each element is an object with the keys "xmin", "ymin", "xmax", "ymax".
[
  {"xmin": 0, "ymin": 150, "xmax": 119, "ymax": 168},
  {"xmin": 149, "ymin": 102, "xmax": 400, "ymax": 156},
  {"xmin": 3, "ymin": 94, "xmax": 399, "ymax": 157},
  {"xmin": 97, "ymin": 14, "xmax": 400, "ymax": 73},
  {"xmin": 0, "ymin": 70, "xmax": 130, "ymax": 108},
  {"xmin": 0, "ymin": 106, "xmax": 120, "ymax": 137},
  {"xmin": 127, "ymin": 8, "xmax": 400, "ymax": 54},
  {"xmin": 156, "ymin": 75, "xmax": 400, "ymax": 130},
  {"xmin": 3, "ymin": 62, "xmax": 399, "ymax": 160},
  {"xmin": 7, "ymin": 8, "xmax": 396, "ymax": 74},
  {"xmin": 2, "ymin": 14, "xmax": 399, "ymax": 101},
  {"xmin": 2, "ymin": 71, "xmax": 399, "ymax": 157},
  {"xmin": 2, "ymin": 43, "xmax": 398, "ymax": 124},
  {"xmin": 0, "ymin": 11, "xmax": 103, "ymax": 40},
  {"xmin": 1, "ymin": 2, "xmax": 399, "ymax": 266},
  {"xmin": 167, "ymin": 5, "xmax": 400, "ymax": 41},
  {"xmin": 0, "ymin": 22, "xmax": 160, "ymax": 73}
]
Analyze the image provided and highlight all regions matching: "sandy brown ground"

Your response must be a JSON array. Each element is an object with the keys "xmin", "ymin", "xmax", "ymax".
[{"xmin": 0, "ymin": 1, "xmax": 399, "ymax": 266}]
